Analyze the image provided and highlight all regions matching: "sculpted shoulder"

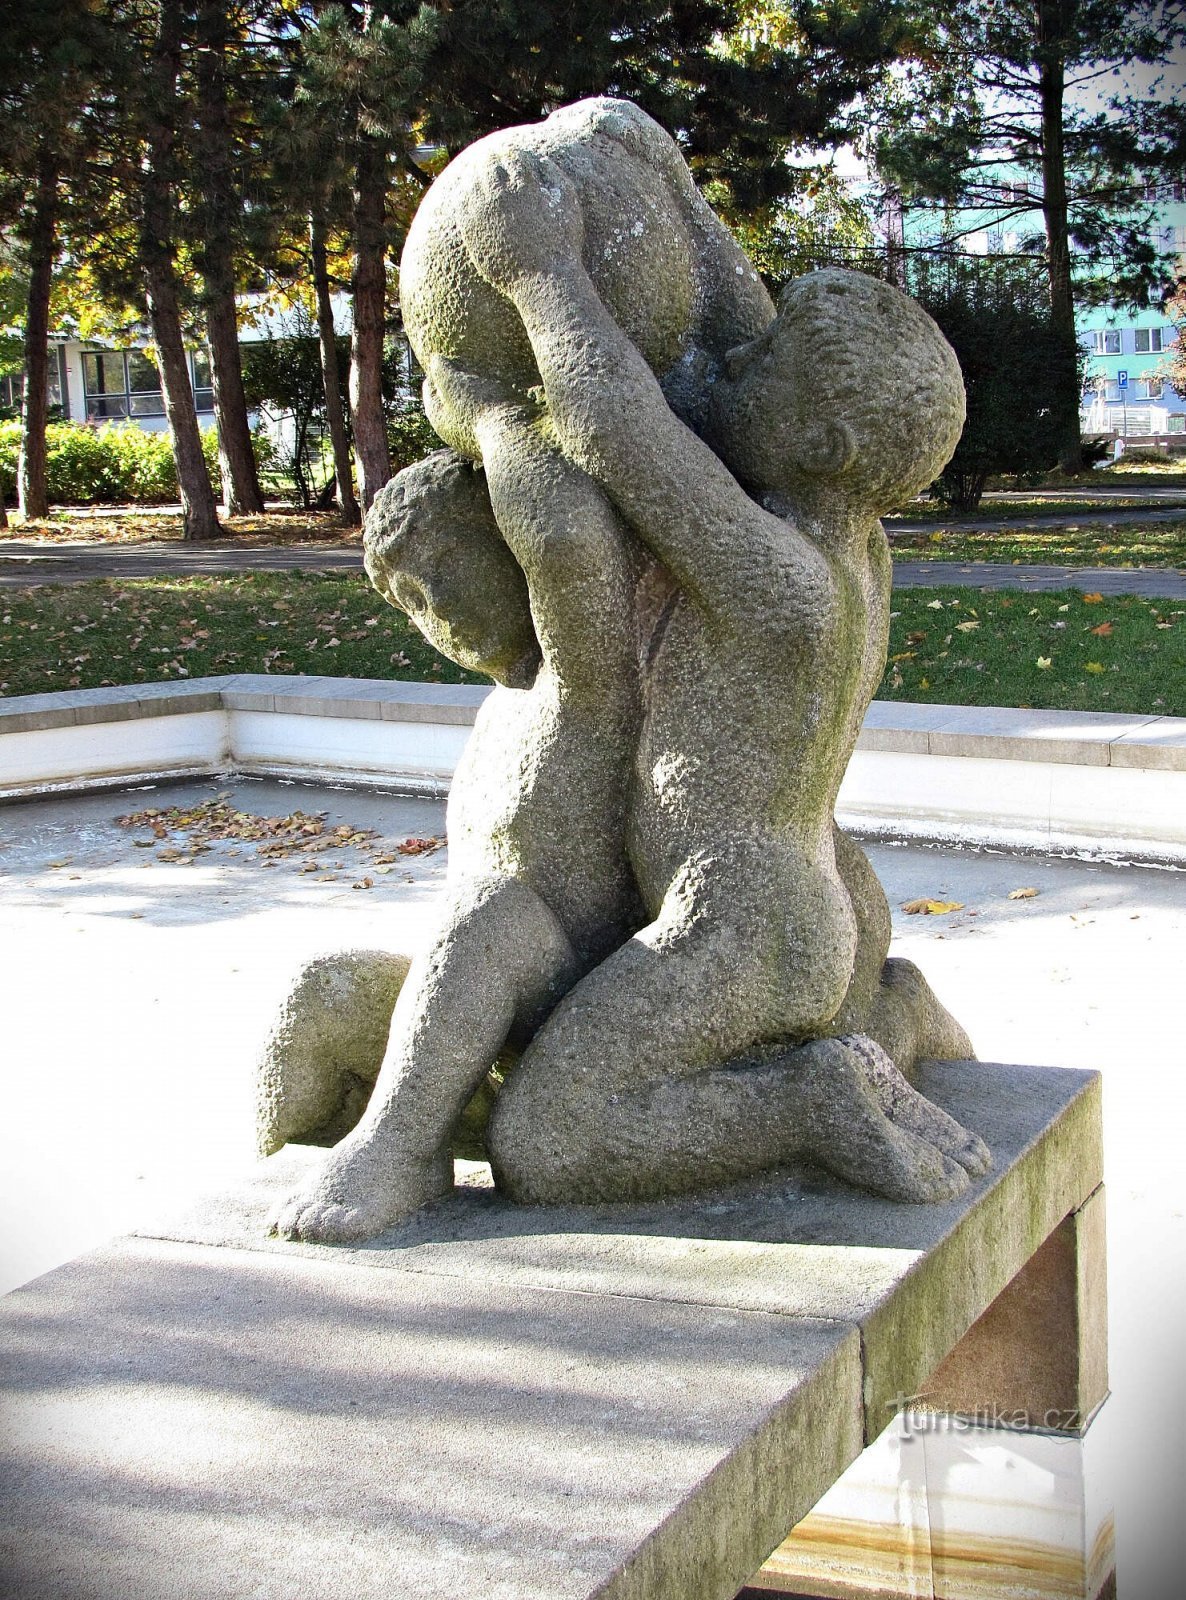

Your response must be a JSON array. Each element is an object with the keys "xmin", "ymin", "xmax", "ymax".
[{"xmin": 400, "ymin": 99, "xmax": 773, "ymax": 402}]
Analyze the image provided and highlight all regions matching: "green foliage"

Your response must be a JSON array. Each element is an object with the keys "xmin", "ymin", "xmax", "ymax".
[
  {"xmin": 386, "ymin": 400, "xmax": 438, "ymax": 475},
  {"xmin": 0, "ymin": 418, "xmax": 266, "ymax": 505},
  {"xmin": 858, "ymin": 1, "xmax": 1186, "ymax": 315},
  {"xmin": 242, "ymin": 331, "xmax": 346, "ymax": 505},
  {"xmin": 715, "ymin": 168, "xmax": 876, "ymax": 291},
  {"xmin": 906, "ymin": 260, "xmax": 1077, "ymax": 511}
]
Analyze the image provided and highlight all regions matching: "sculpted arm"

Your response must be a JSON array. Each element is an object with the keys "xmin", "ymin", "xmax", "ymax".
[{"xmin": 456, "ymin": 153, "xmax": 798, "ymax": 620}]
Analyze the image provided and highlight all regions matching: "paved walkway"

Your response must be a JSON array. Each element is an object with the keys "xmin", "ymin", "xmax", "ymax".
[
  {"xmin": 4, "ymin": 538, "xmax": 1185, "ymax": 598},
  {"xmin": 890, "ymin": 559, "xmax": 1186, "ymax": 597},
  {"xmin": 887, "ymin": 502, "xmax": 1186, "ymax": 533},
  {"xmin": 0, "ymin": 540, "xmax": 362, "ymax": 586}
]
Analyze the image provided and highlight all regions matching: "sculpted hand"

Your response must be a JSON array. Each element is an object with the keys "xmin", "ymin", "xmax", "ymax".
[{"xmin": 457, "ymin": 148, "xmax": 584, "ymax": 295}]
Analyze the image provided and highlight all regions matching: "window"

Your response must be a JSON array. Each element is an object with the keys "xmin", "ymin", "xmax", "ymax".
[
  {"xmin": 82, "ymin": 348, "xmax": 214, "ymax": 418},
  {"xmin": 190, "ymin": 351, "xmax": 214, "ymax": 412},
  {"xmin": 1140, "ymin": 376, "xmax": 1164, "ymax": 400},
  {"xmin": 1091, "ymin": 329, "xmax": 1122, "ymax": 354},
  {"xmin": 1, "ymin": 357, "xmax": 65, "ymax": 414},
  {"xmin": 83, "ymin": 349, "xmax": 165, "ymax": 419},
  {"xmin": 1134, "ymin": 328, "xmax": 1164, "ymax": 353}
]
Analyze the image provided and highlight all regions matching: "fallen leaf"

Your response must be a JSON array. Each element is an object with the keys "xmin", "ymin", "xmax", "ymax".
[
  {"xmin": 1036, "ymin": 656, "xmax": 1053, "ymax": 669},
  {"xmin": 926, "ymin": 599, "xmax": 944, "ymax": 610},
  {"xmin": 955, "ymin": 620, "xmax": 980, "ymax": 632},
  {"xmin": 1085, "ymin": 661, "xmax": 1105, "ymax": 674},
  {"xmin": 1082, "ymin": 593, "xmax": 1104, "ymax": 604},
  {"xmin": 1008, "ymin": 886, "xmax": 1039, "ymax": 900},
  {"xmin": 902, "ymin": 898, "xmax": 965, "ymax": 915},
  {"xmin": 1089, "ymin": 621, "xmax": 1113, "ymax": 637}
]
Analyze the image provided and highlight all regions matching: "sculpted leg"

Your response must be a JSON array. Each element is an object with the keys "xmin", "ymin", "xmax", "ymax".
[
  {"xmin": 272, "ymin": 876, "xmax": 578, "ymax": 1243},
  {"xmin": 830, "ymin": 826, "xmax": 974, "ymax": 1076},
  {"xmin": 490, "ymin": 853, "xmax": 986, "ymax": 1208}
]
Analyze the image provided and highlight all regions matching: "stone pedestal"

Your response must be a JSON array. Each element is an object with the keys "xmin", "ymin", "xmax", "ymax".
[
  {"xmin": 0, "ymin": 1062, "xmax": 1105, "ymax": 1600},
  {"xmin": 747, "ymin": 1186, "xmax": 1112, "ymax": 1600}
]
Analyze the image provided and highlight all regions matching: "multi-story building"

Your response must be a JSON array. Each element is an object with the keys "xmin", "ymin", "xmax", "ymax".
[
  {"xmin": 0, "ymin": 335, "xmax": 215, "ymax": 428},
  {"xmin": 898, "ymin": 173, "xmax": 1185, "ymax": 444}
]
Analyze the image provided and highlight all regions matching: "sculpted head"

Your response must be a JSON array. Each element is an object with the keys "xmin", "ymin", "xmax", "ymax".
[
  {"xmin": 364, "ymin": 450, "xmax": 541, "ymax": 688},
  {"xmin": 710, "ymin": 269, "xmax": 965, "ymax": 519}
]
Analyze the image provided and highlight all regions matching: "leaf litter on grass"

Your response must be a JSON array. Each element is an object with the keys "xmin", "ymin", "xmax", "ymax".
[{"xmin": 114, "ymin": 795, "xmax": 443, "ymax": 879}]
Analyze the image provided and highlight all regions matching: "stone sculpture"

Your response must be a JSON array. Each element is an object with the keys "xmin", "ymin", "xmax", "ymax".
[{"xmin": 268, "ymin": 98, "xmax": 989, "ymax": 1245}]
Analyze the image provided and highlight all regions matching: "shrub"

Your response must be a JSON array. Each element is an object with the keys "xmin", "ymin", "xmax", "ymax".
[
  {"xmin": 0, "ymin": 420, "xmax": 22, "ymax": 499},
  {"xmin": 0, "ymin": 418, "xmax": 270, "ymax": 507},
  {"xmin": 910, "ymin": 259, "xmax": 1075, "ymax": 512},
  {"xmin": 386, "ymin": 401, "xmax": 439, "ymax": 474},
  {"xmin": 103, "ymin": 422, "xmax": 181, "ymax": 502}
]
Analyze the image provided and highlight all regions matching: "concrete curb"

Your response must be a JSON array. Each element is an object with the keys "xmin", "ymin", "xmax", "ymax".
[{"xmin": 2, "ymin": 675, "xmax": 1184, "ymax": 862}]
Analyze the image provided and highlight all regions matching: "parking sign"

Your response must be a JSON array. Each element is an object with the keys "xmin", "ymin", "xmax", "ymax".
[{"xmin": 1117, "ymin": 370, "xmax": 1128, "ymax": 389}]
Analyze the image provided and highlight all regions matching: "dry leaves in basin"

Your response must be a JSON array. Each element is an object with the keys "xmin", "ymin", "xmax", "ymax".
[{"xmin": 115, "ymin": 795, "xmax": 443, "ymax": 875}]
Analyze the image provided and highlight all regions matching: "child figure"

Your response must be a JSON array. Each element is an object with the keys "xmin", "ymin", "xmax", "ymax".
[
  {"xmin": 450, "ymin": 151, "xmax": 989, "ymax": 1205},
  {"xmin": 272, "ymin": 108, "xmax": 986, "ymax": 1243}
]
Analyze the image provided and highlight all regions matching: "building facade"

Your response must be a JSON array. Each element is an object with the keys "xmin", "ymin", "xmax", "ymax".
[
  {"xmin": 899, "ymin": 174, "xmax": 1185, "ymax": 442},
  {"xmin": 0, "ymin": 337, "xmax": 215, "ymax": 429}
]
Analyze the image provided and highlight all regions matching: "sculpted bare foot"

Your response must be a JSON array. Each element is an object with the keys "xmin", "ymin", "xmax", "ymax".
[
  {"xmin": 795, "ymin": 1036, "xmax": 974, "ymax": 1203},
  {"xmin": 270, "ymin": 1130, "xmax": 453, "ymax": 1244},
  {"xmin": 838, "ymin": 1033, "xmax": 991, "ymax": 1177}
]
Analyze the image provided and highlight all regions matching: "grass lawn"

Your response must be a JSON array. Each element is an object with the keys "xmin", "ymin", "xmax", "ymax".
[
  {"xmin": 888, "ymin": 517, "xmax": 1186, "ymax": 569},
  {"xmin": 882, "ymin": 588, "xmax": 1184, "ymax": 715},
  {"xmin": 888, "ymin": 496, "xmax": 1184, "ymax": 524},
  {"xmin": 2, "ymin": 572, "xmax": 1182, "ymax": 716},
  {"xmin": 0, "ymin": 573, "xmax": 479, "ymax": 697}
]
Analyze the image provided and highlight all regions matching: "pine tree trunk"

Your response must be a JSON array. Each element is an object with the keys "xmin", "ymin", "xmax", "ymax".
[
  {"xmin": 143, "ymin": 0, "xmax": 221, "ymax": 542},
  {"xmin": 311, "ymin": 211, "xmax": 360, "ymax": 526},
  {"xmin": 17, "ymin": 152, "xmax": 57, "ymax": 522},
  {"xmin": 206, "ymin": 289, "xmax": 263, "ymax": 514},
  {"xmin": 349, "ymin": 136, "xmax": 391, "ymax": 513},
  {"xmin": 1037, "ymin": 0, "xmax": 1083, "ymax": 474},
  {"xmin": 195, "ymin": 0, "xmax": 263, "ymax": 515},
  {"xmin": 147, "ymin": 267, "xmax": 222, "ymax": 541}
]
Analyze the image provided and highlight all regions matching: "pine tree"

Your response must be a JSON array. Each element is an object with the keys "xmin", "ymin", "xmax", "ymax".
[
  {"xmin": 0, "ymin": 1, "xmax": 108, "ymax": 520},
  {"xmin": 860, "ymin": 0, "xmax": 1186, "ymax": 471},
  {"xmin": 137, "ymin": 0, "xmax": 224, "ymax": 539},
  {"xmin": 192, "ymin": 0, "xmax": 267, "ymax": 515}
]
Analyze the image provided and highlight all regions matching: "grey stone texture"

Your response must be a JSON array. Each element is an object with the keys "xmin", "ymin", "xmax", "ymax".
[
  {"xmin": 256, "ymin": 950, "xmax": 412, "ymax": 1157},
  {"xmin": 914, "ymin": 1181, "xmax": 1109, "ymax": 1432},
  {"xmin": 161, "ymin": 1060, "xmax": 1101, "ymax": 1441},
  {"xmin": 0, "ymin": 1237, "xmax": 862, "ymax": 1600},
  {"xmin": 273, "ymin": 97, "xmax": 983, "ymax": 1244},
  {"xmin": 0, "ymin": 1062, "xmax": 1100, "ymax": 1600}
]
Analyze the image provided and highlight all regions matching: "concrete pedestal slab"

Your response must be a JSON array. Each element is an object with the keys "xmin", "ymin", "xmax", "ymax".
[{"xmin": 1, "ymin": 1061, "xmax": 1103, "ymax": 1600}]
